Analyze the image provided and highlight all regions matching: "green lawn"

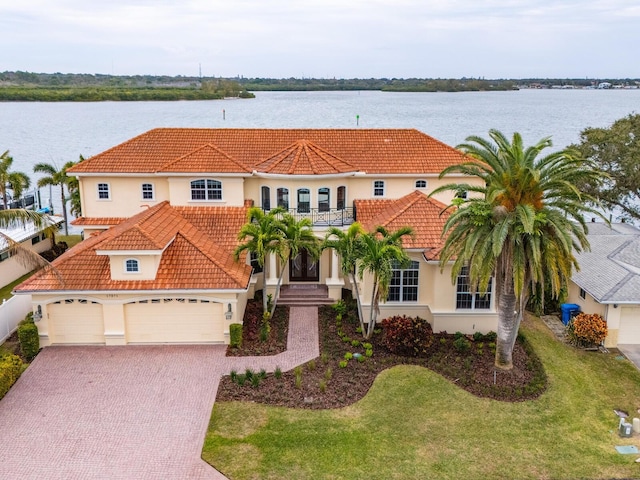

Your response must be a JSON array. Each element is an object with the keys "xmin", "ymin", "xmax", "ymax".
[{"xmin": 203, "ymin": 317, "xmax": 640, "ymax": 479}]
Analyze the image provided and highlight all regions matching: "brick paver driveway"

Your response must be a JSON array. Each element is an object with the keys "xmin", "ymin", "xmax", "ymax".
[
  {"xmin": 0, "ymin": 306, "xmax": 319, "ymax": 479},
  {"xmin": 0, "ymin": 345, "xmax": 229, "ymax": 479}
]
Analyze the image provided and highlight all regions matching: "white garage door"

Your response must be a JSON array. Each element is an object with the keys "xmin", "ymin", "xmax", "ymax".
[
  {"xmin": 618, "ymin": 307, "xmax": 640, "ymax": 344},
  {"xmin": 48, "ymin": 300, "xmax": 105, "ymax": 344},
  {"xmin": 125, "ymin": 299, "xmax": 224, "ymax": 343}
]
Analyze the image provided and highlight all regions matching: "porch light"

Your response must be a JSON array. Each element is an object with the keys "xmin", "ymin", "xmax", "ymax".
[
  {"xmin": 33, "ymin": 305, "xmax": 42, "ymax": 322},
  {"xmin": 225, "ymin": 303, "xmax": 233, "ymax": 320}
]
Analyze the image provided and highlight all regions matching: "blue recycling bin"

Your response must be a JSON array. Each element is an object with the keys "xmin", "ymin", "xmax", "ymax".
[{"xmin": 560, "ymin": 303, "xmax": 581, "ymax": 325}]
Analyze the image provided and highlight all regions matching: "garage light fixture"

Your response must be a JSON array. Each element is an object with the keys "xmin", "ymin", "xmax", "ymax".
[
  {"xmin": 225, "ymin": 303, "xmax": 233, "ymax": 320},
  {"xmin": 33, "ymin": 305, "xmax": 42, "ymax": 322}
]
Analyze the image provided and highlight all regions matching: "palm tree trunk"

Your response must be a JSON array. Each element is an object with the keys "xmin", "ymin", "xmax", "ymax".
[
  {"xmin": 495, "ymin": 279, "xmax": 519, "ymax": 370},
  {"xmin": 269, "ymin": 258, "xmax": 287, "ymax": 318},
  {"xmin": 349, "ymin": 272, "xmax": 366, "ymax": 334},
  {"xmin": 262, "ymin": 267, "xmax": 268, "ymax": 314},
  {"xmin": 365, "ymin": 280, "xmax": 379, "ymax": 340},
  {"xmin": 60, "ymin": 183, "xmax": 69, "ymax": 235}
]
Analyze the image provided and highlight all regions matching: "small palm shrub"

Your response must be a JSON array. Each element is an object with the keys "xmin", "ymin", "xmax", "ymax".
[{"xmin": 568, "ymin": 313, "xmax": 608, "ymax": 347}]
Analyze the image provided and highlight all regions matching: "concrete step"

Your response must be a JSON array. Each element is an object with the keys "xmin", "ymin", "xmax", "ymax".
[{"xmin": 277, "ymin": 297, "xmax": 335, "ymax": 306}]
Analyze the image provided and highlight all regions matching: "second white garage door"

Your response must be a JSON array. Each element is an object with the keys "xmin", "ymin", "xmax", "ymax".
[
  {"xmin": 618, "ymin": 307, "xmax": 640, "ymax": 344},
  {"xmin": 125, "ymin": 299, "xmax": 224, "ymax": 343}
]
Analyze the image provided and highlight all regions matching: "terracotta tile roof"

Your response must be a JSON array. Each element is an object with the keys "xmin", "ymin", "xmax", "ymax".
[
  {"xmin": 254, "ymin": 140, "xmax": 357, "ymax": 175},
  {"xmin": 174, "ymin": 206, "xmax": 248, "ymax": 252},
  {"xmin": 66, "ymin": 128, "xmax": 466, "ymax": 175},
  {"xmin": 354, "ymin": 190, "xmax": 451, "ymax": 254},
  {"xmin": 71, "ymin": 217, "xmax": 126, "ymax": 226},
  {"xmin": 159, "ymin": 143, "xmax": 252, "ymax": 173},
  {"xmin": 15, "ymin": 202, "xmax": 252, "ymax": 293}
]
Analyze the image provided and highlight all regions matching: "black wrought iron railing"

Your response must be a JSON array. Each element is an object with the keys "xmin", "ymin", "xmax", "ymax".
[{"xmin": 266, "ymin": 207, "xmax": 354, "ymax": 226}]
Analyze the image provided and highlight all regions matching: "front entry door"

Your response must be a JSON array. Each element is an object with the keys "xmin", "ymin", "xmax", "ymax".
[{"xmin": 290, "ymin": 249, "xmax": 319, "ymax": 282}]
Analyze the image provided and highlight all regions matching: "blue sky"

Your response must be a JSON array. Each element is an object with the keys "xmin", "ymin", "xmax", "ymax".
[{"xmin": 2, "ymin": 0, "xmax": 638, "ymax": 78}]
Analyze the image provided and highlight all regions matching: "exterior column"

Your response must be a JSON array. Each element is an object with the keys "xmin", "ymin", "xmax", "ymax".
[{"xmin": 325, "ymin": 249, "xmax": 344, "ymax": 301}]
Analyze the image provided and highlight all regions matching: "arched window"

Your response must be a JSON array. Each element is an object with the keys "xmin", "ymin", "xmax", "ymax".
[
  {"xmin": 337, "ymin": 186, "xmax": 346, "ymax": 210},
  {"xmin": 190, "ymin": 179, "xmax": 222, "ymax": 201},
  {"xmin": 297, "ymin": 188, "xmax": 310, "ymax": 213},
  {"xmin": 318, "ymin": 187, "xmax": 330, "ymax": 212},
  {"xmin": 277, "ymin": 188, "xmax": 289, "ymax": 209},
  {"xmin": 415, "ymin": 180, "xmax": 427, "ymax": 189},
  {"xmin": 125, "ymin": 258, "xmax": 140, "ymax": 273},
  {"xmin": 261, "ymin": 186, "xmax": 271, "ymax": 211}
]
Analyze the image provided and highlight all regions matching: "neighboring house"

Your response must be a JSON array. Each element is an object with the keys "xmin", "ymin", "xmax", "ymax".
[
  {"xmin": 15, "ymin": 128, "xmax": 498, "ymax": 346},
  {"xmin": 0, "ymin": 215, "xmax": 64, "ymax": 289},
  {"xmin": 567, "ymin": 222, "xmax": 640, "ymax": 347}
]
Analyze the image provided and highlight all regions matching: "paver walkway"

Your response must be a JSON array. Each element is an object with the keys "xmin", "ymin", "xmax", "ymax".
[{"xmin": 0, "ymin": 306, "xmax": 319, "ymax": 480}]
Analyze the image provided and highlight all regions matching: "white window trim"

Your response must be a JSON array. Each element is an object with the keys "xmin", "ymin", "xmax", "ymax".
[
  {"xmin": 415, "ymin": 179, "xmax": 428, "ymax": 189},
  {"xmin": 296, "ymin": 187, "xmax": 312, "ymax": 213},
  {"xmin": 190, "ymin": 179, "xmax": 223, "ymax": 202},
  {"xmin": 276, "ymin": 187, "xmax": 290, "ymax": 210},
  {"xmin": 141, "ymin": 183, "xmax": 155, "ymax": 201},
  {"xmin": 124, "ymin": 258, "xmax": 140, "ymax": 274},
  {"xmin": 97, "ymin": 182, "xmax": 111, "ymax": 201},
  {"xmin": 455, "ymin": 267, "xmax": 493, "ymax": 310},
  {"xmin": 373, "ymin": 180, "xmax": 385, "ymax": 197},
  {"xmin": 387, "ymin": 260, "xmax": 420, "ymax": 303}
]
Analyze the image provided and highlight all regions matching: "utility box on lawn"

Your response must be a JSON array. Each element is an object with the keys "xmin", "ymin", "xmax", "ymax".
[
  {"xmin": 560, "ymin": 303, "xmax": 581, "ymax": 325},
  {"xmin": 619, "ymin": 418, "xmax": 633, "ymax": 438}
]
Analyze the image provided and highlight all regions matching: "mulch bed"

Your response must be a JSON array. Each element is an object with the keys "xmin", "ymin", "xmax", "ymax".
[{"xmin": 217, "ymin": 298, "xmax": 547, "ymax": 409}]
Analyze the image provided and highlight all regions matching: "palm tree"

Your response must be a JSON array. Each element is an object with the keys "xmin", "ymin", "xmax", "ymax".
[
  {"xmin": 0, "ymin": 150, "xmax": 31, "ymax": 210},
  {"xmin": 431, "ymin": 129, "xmax": 603, "ymax": 370},
  {"xmin": 67, "ymin": 155, "xmax": 84, "ymax": 218},
  {"xmin": 33, "ymin": 160, "xmax": 76, "ymax": 235},
  {"xmin": 357, "ymin": 225, "xmax": 414, "ymax": 339},
  {"xmin": 323, "ymin": 222, "xmax": 366, "ymax": 333},
  {"xmin": 270, "ymin": 213, "xmax": 321, "ymax": 317},
  {"xmin": 234, "ymin": 207, "xmax": 286, "ymax": 314}
]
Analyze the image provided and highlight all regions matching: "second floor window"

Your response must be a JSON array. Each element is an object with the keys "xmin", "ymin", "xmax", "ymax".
[
  {"xmin": 337, "ymin": 186, "xmax": 346, "ymax": 210},
  {"xmin": 191, "ymin": 179, "xmax": 222, "ymax": 201},
  {"xmin": 318, "ymin": 187, "xmax": 330, "ymax": 212},
  {"xmin": 125, "ymin": 258, "xmax": 140, "ymax": 273},
  {"xmin": 142, "ymin": 183, "xmax": 154, "ymax": 200},
  {"xmin": 416, "ymin": 180, "xmax": 427, "ymax": 189},
  {"xmin": 297, "ymin": 188, "xmax": 310, "ymax": 213},
  {"xmin": 97, "ymin": 183, "xmax": 110, "ymax": 200},
  {"xmin": 373, "ymin": 180, "xmax": 385, "ymax": 197},
  {"xmin": 261, "ymin": 186, "xmax": 271, "ymax": 211},
  {"xmin": 277, "ymin": 188, "xmax": 289, "ymax": 209}
]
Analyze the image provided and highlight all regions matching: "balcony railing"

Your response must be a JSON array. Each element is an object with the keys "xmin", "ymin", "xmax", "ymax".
[{"xmin": 267, "ymin": 207, "xmax": 354, "ymax": 227}]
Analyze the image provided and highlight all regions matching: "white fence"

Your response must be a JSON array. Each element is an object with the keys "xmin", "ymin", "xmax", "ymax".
[{"xmin": 0, "ymin": 295, "xmax": 32, "ymax": 344}]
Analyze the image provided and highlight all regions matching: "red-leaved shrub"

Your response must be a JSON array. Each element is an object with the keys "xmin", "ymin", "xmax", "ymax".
[{"xmin": 381, "ymin": 315, "xmax": 434, "ymax": 357}]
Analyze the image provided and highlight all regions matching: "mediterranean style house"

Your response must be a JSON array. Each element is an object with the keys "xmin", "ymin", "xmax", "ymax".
[{"xmin": 14, "ymin": 128, "xmax": 498, "ymax": 346}]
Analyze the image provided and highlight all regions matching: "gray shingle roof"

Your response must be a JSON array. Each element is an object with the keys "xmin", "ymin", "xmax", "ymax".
[{"xmin": 573, "ymin": 223, "xmax": 640, "ymax": 303}]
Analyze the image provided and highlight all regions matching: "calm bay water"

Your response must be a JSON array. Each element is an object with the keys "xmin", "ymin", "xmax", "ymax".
[{"xmin": 1, "ymin": 89, "xmax": 639, "ymax": 225}]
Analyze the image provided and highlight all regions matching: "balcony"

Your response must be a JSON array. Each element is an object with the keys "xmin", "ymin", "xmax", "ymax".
[{"xmin": 269, "ymin": 207, "xmax": 354, "ymax": 227}]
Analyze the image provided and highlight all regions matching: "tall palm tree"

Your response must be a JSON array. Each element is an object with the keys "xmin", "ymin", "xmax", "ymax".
[
  {"xmin": 270, "ymin": 213, "xmax": 321, "ymax": 317},
  {"xmin": 33, "ymin": 160, "xmax": 76, "ymax": 235},
  {"xmin": 234, "ymin": 207, "xmax": 286, "ymax": 314},
  {"xmin": 323, "ymin": 222, "xmax": 366, "ymax": 333},
  {"xmin": 432, "ymin": 129, "xmax": 603, "ymax": 370},
  {"xmin": 0, "ymin": 150, "xmax": 31, "ymax": 210},
  {"xmin": 66, "ymin": 155, "xmax": 84, "ymax": 218},
  {"xmin": 357, "ymin": 225, "xmax": 413, "ymax": 339}
]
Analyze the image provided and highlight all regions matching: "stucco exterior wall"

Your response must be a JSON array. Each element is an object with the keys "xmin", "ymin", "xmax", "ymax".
[
  {"xmin": 167, "ymin": 177, "xmax": 245, "ymax": 207},
  {"xmin": 1, "ymin": 235, "xmax": 53, "ymax": 288}
]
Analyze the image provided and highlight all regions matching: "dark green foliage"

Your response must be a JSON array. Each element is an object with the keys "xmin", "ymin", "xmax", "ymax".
[
  {"xmin": 381, "ymin": 315, "xmax": 434, "ymax": 357},
  {"xmin": 229, "ymin": 323, "xmax": 243, "ymax": 348},
  {"xmin": 18, "ymin": 322, "xmax": 39, "ymax": 361},
  {"xmin": 0, "ymin": 353, "xmax": 23, "ymax": 399},
  {"xmin": 453, "ymin": 336, "xmax": 471, "ymax": 353},
  {"xmin": 274, "ymin": 366, "xmax": 282, "ymax": 379}
]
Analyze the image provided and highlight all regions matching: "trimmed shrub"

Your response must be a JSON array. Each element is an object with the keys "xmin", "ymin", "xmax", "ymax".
[
  {"xmin": 18, "ymin": 322, "xmax": 40, "ymax": 361},
  {"xmin": 381, "ymin": 315, "xmax": 434, "ymax": 356},
  {"xmin": 0, "ymin": 354, "xmax": 24, "ymax": 399},
  {"xmin": 229, "ymin": 323, "xmax": 243, "ymax": 348},
  {"xmin": 453, "ymin": 336, "xmax": 471, "ymax": 353},
  {"xmin": 569, "ymin": 313, "xmax": 608, "ymax": 347}
]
